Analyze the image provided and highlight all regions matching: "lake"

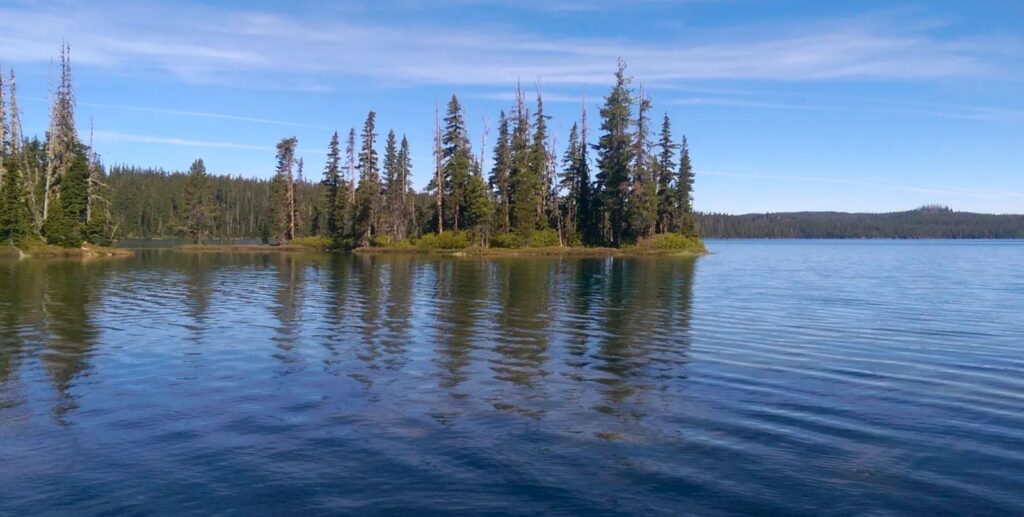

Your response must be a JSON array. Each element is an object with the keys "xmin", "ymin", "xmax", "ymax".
[{"xmin": 2, "ymin": 240, "xmax": 1023, "ymax": 514}]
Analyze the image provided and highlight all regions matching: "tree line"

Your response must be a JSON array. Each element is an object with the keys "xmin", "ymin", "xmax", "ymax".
[
  {"xmin": 181, "ymin": 60, "xmax": 699, "ymax": 248},
  {"xmin": 697, "ymin": 206, "xmax": 1024, "ymax": 239},
  {"xmin": 1, "ymin": 45, "xmax": 115, "ymax": 248},
  {"xmin": 2, "ymin": 53, "xmax": 699, "ymax": 248}
]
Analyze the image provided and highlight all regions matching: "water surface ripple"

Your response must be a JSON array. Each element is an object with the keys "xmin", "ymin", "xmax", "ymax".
[{"xmin": 1, "ymin": 240, "xmax": 1023, "ymax": 514}]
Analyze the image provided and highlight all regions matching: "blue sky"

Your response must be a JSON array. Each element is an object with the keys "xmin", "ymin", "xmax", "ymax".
[{"xmin": 1, "ymin": 0, "xmax": 1022, "ymax": 214}]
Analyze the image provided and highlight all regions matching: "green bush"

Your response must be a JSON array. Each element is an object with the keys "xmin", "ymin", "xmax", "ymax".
[
  {"xmin": 637, "ymin": 233, "xmax": 706, "ymax": 252},
  {"xmin": 527, "ymin": 228, "xmax": 561, "ymax": 248},
  {"xmin": 415, "ymin": 231, "xmax": 471, "ymax": 250},
  {"xmin": 489, "ymin": 232, "xmax": 521, "ymax": 248},
  {"xmin": 369, "ymin": 235, "xmax": 392, "ymax": 248},
  {"xmin": 290, "ymin": 235, "xmax": 333, "ymax": 250}
]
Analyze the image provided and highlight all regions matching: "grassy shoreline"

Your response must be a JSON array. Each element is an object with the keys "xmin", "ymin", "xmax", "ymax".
[
  {"xmin": 176, "ymin": 234, "xmax": 707, "ymax": 257},
  {"xmin": 1, "ymin": 242, "xmax": 134, "ymax": 259}
]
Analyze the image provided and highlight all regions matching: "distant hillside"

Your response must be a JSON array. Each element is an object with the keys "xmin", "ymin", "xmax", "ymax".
[{"xmin": 697, "ymin": 206, "xmax": 1024, "ymax": 239}]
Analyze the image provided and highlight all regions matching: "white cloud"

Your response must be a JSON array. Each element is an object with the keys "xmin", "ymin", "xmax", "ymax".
[
  {"xmin": 92, "ymin": 130, "xmax": 274, "ymax": 151},
  {"xmin": 0, "ymin": 1, "xmax": 1018, "ymax": 90}
]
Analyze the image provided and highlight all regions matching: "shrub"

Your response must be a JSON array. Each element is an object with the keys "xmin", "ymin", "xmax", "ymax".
[
  {"xmin": 489, "ymin": 232, "xmax": 521, "ymax": 249},
  {"xmin": 415, "ymin": 231, "xmax": 471, "ymax": 250},
  {"xmin": 637, "ymin": 233, "xmax": 706, "ymax": 252},
  {"xmin": 527, "ymin": 228, "xmax": 561, "ymax": 248},
  {"xmin": 369, "ymin": 235, "xmax": 392, "ymax": 248},
  {"xmin": 290, "ymin": 235, "xmax": 334, "ymax": 250}
]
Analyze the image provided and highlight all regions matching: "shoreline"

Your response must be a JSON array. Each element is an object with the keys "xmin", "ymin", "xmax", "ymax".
[
  {"xmin": 1, "ymin": 243, "xmax": 135, "ymax": 259},
  {"xmin": 174, "ymin": 243, "xmax": 708, "ymax": 257}
]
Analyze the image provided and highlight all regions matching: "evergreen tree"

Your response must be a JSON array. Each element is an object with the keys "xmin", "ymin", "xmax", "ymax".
[
  {"xmin": 321, "ymin": 131, "xmax": 341, "ymax": 237},
  {"xmin": 655, "ymin": 113, "xmax": 677, "ymax": 233},
  {"xmin": 184, "ymin": 158, "xmax": 213, "ymax": 244},
  {"xmin": 675, "ymin": 135, "xmax": 697, "ymax": 237},
  {"xmin": 627, "ymin": 89, "xmax": 656, "ymax": 239},
  {"xmin": 577, "ymin": 97, "xmax": 597, "ymax": 245},
  {"xmin": 396, "ymin": 136, "xmax": 415, "ymax": 240},
  {"xmin": 353, "ymin": 111, "xmax": 380, "ymax": 246},
  {"xmin": 509, "ymin": 85, "xmax": 531, "ymax": 237},
  {"xmin": 595, "ymin": 59, "xmax": 634, "ymax": 246},
  {"xmin": 269, "ymin": 137, "xmax": 298, "ymax": 244},
  {"xmin": 0, "ymin": 157, "xmax": 31, "ymax": 244},
  {"xmin": 441, "ymin": 95, "xmax": 473, "ymax": 231},
  {"xmin": 489, "ymin": 111, "xmax": 512, "ymax": 233},
  {"xmin": 381, "ymin": 129, "xmax": 400, "ymax": 239},
  {"xmin": 559, "ymin": 123, "xmax": 581, "ymax": 242}
]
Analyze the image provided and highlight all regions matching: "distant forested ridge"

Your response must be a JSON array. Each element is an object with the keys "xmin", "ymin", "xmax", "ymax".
[{"xmin": 697, "ymin": 206, "xmax": 1024, "ymax": 239}]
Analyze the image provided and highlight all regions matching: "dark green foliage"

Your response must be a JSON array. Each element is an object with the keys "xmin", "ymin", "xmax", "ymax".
[
  {"xmin": 41, "ymin": 145, "xmax": 90, "ymax": 247},
  {"xmin": 84, "ymin": 212, "xmax": 113, "ymax": 247},
  {"xmin": 184, "ymin": 158, "xmax": 213, "ymax": 244},
  {"xmin": 489, "ymin": 111, "xmax": 512, "ymax": 233},
  {"xmin": 321, "ymin": 131, "xmax": 342, "ymax": 237},
  {"xmin": 697, "ymin": 207, "xmax": 1024, "ymax": 239},
  {"xmin": 655, "ymin": 113, "xmax": 677, "ymax": 234},
  {"xmin": 396, "ymin": 136, "xmax": 415, "ymax": 240},
  {"xmin": 627, "ymin": 91, "xmax": 656, "ymax": 240},
  {"xmin": 41, "ymin": 196, "xmax": 81, "ymax": 247},
  {"xmin": 0, "ymin": 158, "xmax": 31, "ymax": 244},
  {"xmin": 675, "ymin": 136, "xmax": 697, "ymax": 237},
  {"xmin": 441, "ymin": 95, "xmax": 475, "ymax": 231},
  {"xmin": 353, "ymin": 111, "xmax": 381, "ymax": 247},
  {"xmin": 595, "ymin": 60, "xmax": 635, "ymax": 246}
]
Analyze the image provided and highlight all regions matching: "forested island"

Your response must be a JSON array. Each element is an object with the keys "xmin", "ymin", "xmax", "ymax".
[
  {"xmin": 1, "ymin": 50, "xmax": 703, "ymax": 257},
  {"xmin": 2, "ymin": 49, "xmax": 1019, "ymax": 257}
]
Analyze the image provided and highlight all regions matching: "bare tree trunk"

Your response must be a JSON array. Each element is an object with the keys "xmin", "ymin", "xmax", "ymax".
[{"xmin": 434, "ymin": 99, "xmax": 443, "ymax": 235}]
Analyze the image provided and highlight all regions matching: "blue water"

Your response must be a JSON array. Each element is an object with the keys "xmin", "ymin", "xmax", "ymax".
[{"xmin": 1, "ymin": 240, "xmax": 1023, "ymax": 514}]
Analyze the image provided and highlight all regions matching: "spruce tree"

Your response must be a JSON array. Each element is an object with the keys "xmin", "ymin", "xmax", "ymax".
[
  {"xmin": 627, "ymin": 89, "xmax": 656, "ymax": 239},
  {"xmin": 381, "ymin": 129, "xmax": 400, "ymax": 239},
  {"xmin": 559, "ymin": 123, "xmax": 582, "ymax": 243},
  {"xmin": 655, "ymin": 113, "xmax": 677, "ymax": 234},
  {"xmin": 321, "ymin": 131, "xmax": 341, "ymax": 237},
  {"xmin": 184, "ymin": 158, "xmax": 212, "ymax": 244},
  {"xmin": 675, "ymin": 135, "xmax": 697, "ymax": 237},
  {"xmin": 528, "ymin": 91, "xmax": 549, "ymax": 231},
  {"xmin": 595, "ymin": 59, "xmax": 634, "ymax": 246},
  {"xmin": 489, "ymin": 111, "xmax": 512, "ymax": 233},
  {"xmin": 0, "ymin": 157, "xmax": 31, "ymax": 244},
  {"xmin": 396, "ymin": 136, "xmax": 414, "ymax": 240},
  {"xmin": 353, "ymin": 111, "xmax": 380, "ymax": 246},
  {"xmin": 442, "ymin": 95, "xmax": 473, "ymax": 231}
]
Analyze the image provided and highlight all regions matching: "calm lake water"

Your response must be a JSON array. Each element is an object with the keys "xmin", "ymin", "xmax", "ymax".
[{"xmin": 2, "ymin": 241, "xmax": 1023, "ymax": 514}]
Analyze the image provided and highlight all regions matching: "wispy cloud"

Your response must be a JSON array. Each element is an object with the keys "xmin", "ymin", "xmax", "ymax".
[
  {"xmin": 0, "ymin": 1, "xmax": 1018, "ymax": 89},
  {"xmin": 21, "ymin": 96, "xmax": 335, "ymax": 129},
  {"xmin": 93, "ymin": 130, "xmax": 274, "ymax": 151}
]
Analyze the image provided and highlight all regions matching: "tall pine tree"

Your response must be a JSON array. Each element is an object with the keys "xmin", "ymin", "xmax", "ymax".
[
  {"xmin": 184, "ymin": 158, "xmax": 213, "ymax": 244},
  {"xmin": 321, "ymin": 131, "xmax": 342, "ymax": 238},
  {"xmin": 353, "ymin": 111, "xmax": 380, "ymax": 246},
  {"xmin": 627, "ymin": 88, "xmax": 656, "ymax": 239},
  {"xmin": 489, "ymin": 110, "xmax": 512, "ymax": 233},
  {"xmin": 675, "ymin": 135, "xmax": 697, "ymax": 237},
  {"xmin": 595, "ymin": 59, "xmax": 634, "ymax": 246},
  {"xmin": 655, "ymin": 113, "xmax": 677, "ymax": 234}
]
